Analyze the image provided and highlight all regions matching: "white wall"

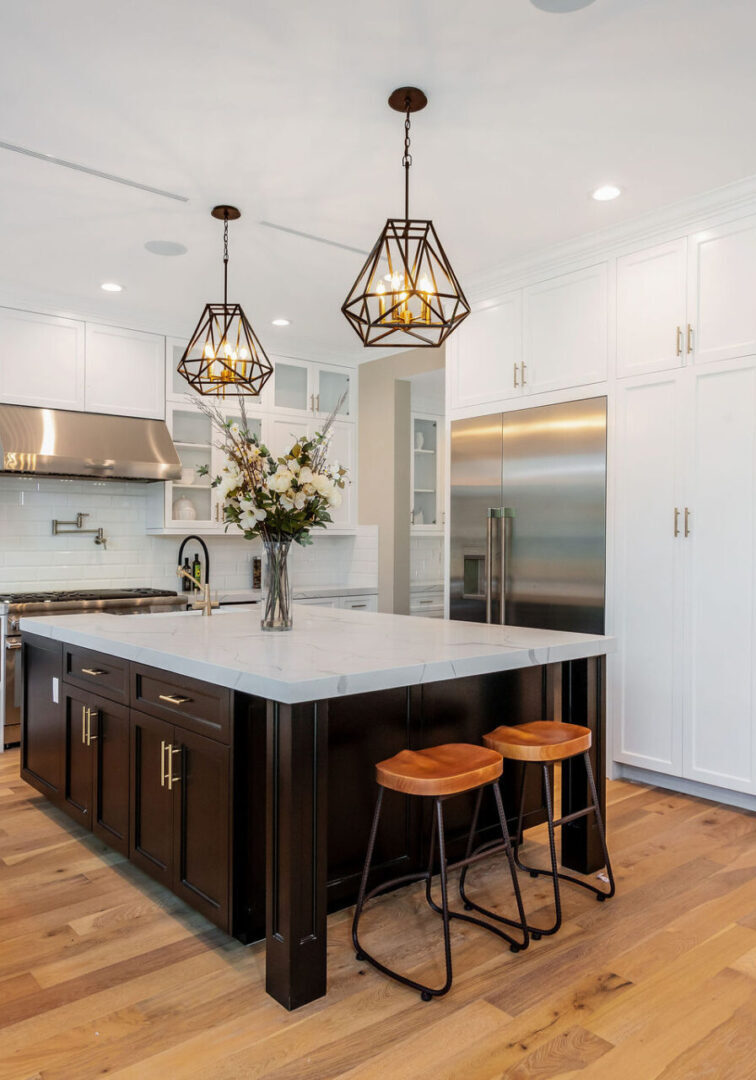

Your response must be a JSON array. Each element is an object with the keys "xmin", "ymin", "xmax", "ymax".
[{"xmin": 0, "ymin": 476, "xmax": 378, "ymax": 593}]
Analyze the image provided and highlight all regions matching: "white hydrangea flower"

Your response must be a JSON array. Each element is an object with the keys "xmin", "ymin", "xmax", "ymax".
[
  {"xmin": 268, "ymin": 468, "xmax": 293, "ymax": 493},
  {"xmin": 299, "ymin": 466, "xmax": 313, "ymax": 485}
]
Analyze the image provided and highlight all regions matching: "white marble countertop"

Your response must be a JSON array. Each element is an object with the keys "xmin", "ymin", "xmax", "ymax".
[{"xmin": 20, "ymin": 607, "xmax": 613, "ymax": 705}]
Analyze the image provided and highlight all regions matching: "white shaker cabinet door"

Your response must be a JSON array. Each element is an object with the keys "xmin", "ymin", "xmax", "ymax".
[
  {"xmin": 614, "ymin": 372, "xmax": 685, "ymax": 776},
  {"xmin": 523, "ymin": 263, "xmax": 608, "ymax": 395},
  {"xmin": 688, "ymin": 215, "xmax": 756, "ymax": 366},
  {"xmin": 616, "ymin": 238, "xmax": 687, "ymax": 378},
  {"xmin": 0, "ymin": 307, "xmax": 85, "ymax": 410},
  {"xmin": 683, "ymin": 359, "xmax": 756, "ymax": 793},
  {"xmin": 85, "ymin": 324, "xmax": 165, "ymax": 418},
  {"xmin": 448, "ymin": 292, "xmax": 522, "ymax": 409}
]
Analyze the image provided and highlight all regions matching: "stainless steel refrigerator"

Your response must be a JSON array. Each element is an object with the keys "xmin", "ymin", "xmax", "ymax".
[{"xmin": 449, "ymin": 397, "xmax": 606, "ymax": 634}]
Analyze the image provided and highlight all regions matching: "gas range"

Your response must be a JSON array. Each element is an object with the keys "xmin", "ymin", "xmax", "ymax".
[
  {"xmin": 1, "ymin": 587, "xmax": 188, "ymax": 748},
  {"xmin": 1, "ymin": 588, "xmax": 188, "ymax": 631}
]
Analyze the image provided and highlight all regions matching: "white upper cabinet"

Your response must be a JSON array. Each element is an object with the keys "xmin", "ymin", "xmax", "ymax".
[
  {"xmin": 613, "ymin": 372, "xmax": 685, "ymax": 777},
  {"xmin": 448, "ymin": 292, "xmax": 522, "ymax": 409},
  {"xmin": 314, "ymin": 365, "xmax": 352, "ymax": 418},
  {"xmin": 688, "ymin": 214, "xmax": 756, "ymax": 366},
  {"xmin": 85, "ymin": 324, "xmax": 165, "ymax": 419},
  {"xmin": 523, "ymin": 263, "xmax": 608, "ymax": 395},
  {"xmin": 271, "ymin": 359, "xmax": 353, "ymax": 420},
  {"xmin": 616, "ymin": 239, "xmax": 687, "ymax": 378},
  {"xmin": 683, "ymin": 358, "xmax": 756, "ymax": 793},
  {"xmin": 0, "ymin": 308, "xmax": 85, "ymax": 411}
]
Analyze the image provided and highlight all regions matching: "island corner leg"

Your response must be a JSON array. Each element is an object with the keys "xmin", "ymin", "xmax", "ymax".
[
  {"xmin": 265, "ymin": 698, "xmax": 329, "ymax": 1010},
  {"xmin": 560, "ymin": 655, "xmax": 607, "ymax": 875}
]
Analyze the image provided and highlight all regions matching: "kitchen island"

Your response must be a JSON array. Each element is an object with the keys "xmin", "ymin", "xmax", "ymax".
[{"xmin": 20, "ymin": 606, "xmax": 613, "ymax": 1010}]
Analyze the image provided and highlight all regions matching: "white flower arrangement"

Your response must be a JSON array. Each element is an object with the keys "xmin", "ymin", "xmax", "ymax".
[{"xmin": 196, "ymin": 395, "xmax": 348, "ymax": 547}]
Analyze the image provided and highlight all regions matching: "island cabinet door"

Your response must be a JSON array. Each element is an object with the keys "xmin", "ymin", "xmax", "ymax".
[
  {"xmin": 63, "ymin": 690, "xmax": 94, "ymax": 829},
  {"xmin": 130, "ymin": 711, "xmax": 174, "ymax": 889},
  {"xmin": 91, "ymin": 696, "xmax": 130, "ymax": 857},
  {"xmin": 171, "ymin": 728, "xmax": 231, "ymax": 930}
]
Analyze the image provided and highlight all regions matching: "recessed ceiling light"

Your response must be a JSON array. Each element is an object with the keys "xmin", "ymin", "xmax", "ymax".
[
  {"xmin": 100, "ymin": 282, "xmax": 123, "ymax": 292},
  {"xmin": 271, "ymin": 318, "xmax": 291, "ymax": 327},
  {"xmin": 144, "ymin": 240, "xmax": 188, "ymax": 256},
  {"xmin": 531, "ymin": 0, "xmax": 596, "ymax": 11},
  {"xmin": 592, "ymin": 184, "xmax": 622, "ymax": 202}
]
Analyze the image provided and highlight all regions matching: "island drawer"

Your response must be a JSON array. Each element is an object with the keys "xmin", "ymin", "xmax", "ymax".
[
  {"xmin": 131, "ymin": 664, "xmax": 230, "ymax": 743},
  {"xmin": 63, "ymin": 645, "xmax": 129, "ymax": 705}
]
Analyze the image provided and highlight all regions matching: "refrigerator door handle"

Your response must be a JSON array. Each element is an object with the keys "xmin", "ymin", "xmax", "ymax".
[
  {"xmin": 485, "ymin": 512, "xmax": 494, "ymax": 623},
  {"xmin": 498, "ymin": 508, "xmax": 515, "ymax": 626},
  {"xmin": 487, "ymin": 508, "xmax": 515, "ymax": 625}
]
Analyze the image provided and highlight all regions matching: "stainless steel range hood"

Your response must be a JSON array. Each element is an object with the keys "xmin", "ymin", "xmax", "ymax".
[{"xmin": 0, "ymin": 404, "xmax": 182, "ymax": 482}]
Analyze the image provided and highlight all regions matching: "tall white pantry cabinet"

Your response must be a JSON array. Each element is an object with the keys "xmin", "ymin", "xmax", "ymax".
[{"xmin": 447, "ymin": 191, "xmax": 756, "ymax": 803}]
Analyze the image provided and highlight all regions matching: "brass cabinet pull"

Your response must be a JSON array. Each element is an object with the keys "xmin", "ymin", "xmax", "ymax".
[
  {"xmin": 513, "ymin": 362, "xmax": 519, "ymax": 389},
  {"xmin": 684, "ymin": 507, "xmax": 691, "ymax": 537},
  {"xmin": 168, "ymin": 746, "xmax": 182, "ymax": 790},
  {"xmin": 85, "ymin": 708, "xmax": 98, "ymax": 746},
  {"xmin": 81, "ymin": 667, "xmax": 106, "ymax": 677},
  {"xmin": 676, "ymin": 326, "xmax": 683, "ymax": 356},
  {"xmin": 687, "ymin": 324, "xmax": 694, "ymax": 354},
  {"xmin": 158, "ymin": 693, "xmax": 191, "ymax": 706},
  {"xmin": 520, "ymin": 361, "xmax": 527, "ymax": 386},
  {"xmin": 81, "ymin": 705, "xmax": 87, "ymax": 745},
  {"xmin": 674, "ymin": 507, "xmax": 680, "ymax": 537},
  {"xmin": 160, "ymin": 740, "xmax": 169, "ymax": 787}
]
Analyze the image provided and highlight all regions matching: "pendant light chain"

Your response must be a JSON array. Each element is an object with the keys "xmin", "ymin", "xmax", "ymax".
[
  {"xmin": 402, "ymin": 97, "xmax": 412, "ymax": 221},
  {"xmin": 223, "ymin": 210, "xmax": 229, "ymax": 307}
]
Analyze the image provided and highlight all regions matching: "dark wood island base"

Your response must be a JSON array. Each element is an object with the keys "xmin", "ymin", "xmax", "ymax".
[{"xmin": 21, "ymin": 630, "xmax": 605, "ymax": 1011}]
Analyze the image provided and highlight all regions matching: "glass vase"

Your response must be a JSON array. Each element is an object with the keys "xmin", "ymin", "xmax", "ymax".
[{"xmin": 262, "ymin": 537, "xmax": 292, "ymax": 631}]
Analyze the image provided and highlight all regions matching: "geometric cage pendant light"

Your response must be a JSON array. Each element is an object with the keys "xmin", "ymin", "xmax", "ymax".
[
  {"xmin": 177, "ymin": 205, "xmax": 274, "ymax": 396},
  {"xmin": 341, "ymin": 87, "xmax": 471, "ymax": 348}
]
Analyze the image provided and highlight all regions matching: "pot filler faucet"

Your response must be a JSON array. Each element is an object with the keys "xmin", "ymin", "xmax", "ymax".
[{"xmin": 176, "ymin": 535, "xmax": 216, "ymax": 617}]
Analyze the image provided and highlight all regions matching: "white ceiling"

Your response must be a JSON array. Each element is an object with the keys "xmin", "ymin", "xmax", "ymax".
[{"xmin": 2, "ymin": 0, "xmax": 756, "ymax": 362}]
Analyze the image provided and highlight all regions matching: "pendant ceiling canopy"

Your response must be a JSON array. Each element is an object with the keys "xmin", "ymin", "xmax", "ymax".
[
  {"xmin": 177, "ymin": 206, "xmax": 273, "ymax": 397},
  {"xmin": 342, "ymin": 87, "xmax": 470, "ymax": 348}
]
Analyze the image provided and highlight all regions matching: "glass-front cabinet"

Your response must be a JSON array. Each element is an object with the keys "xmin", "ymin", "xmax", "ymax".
[
  {"xmin": 411, "ymin": 414, "xmax": 443, "ymax": 533},
  {"xmin": 272, "ymin": 359, "xmax": 352, "ymax": 419},
  {"xmin": 165, "ymin": 405, "xmax": 215, "ymax": 529}
]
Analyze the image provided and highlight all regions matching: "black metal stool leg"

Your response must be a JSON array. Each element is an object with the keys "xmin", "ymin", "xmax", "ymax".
[
  {"xmin": 531, "ymin": 762, "xmax": 562, "ymax": 939},
  {"xmin": 458, "ymin": 787, "xmax": 483, "ymax": 907},
  {"xmin": 584, "ymin": 752, "xmax": 616, "ymax": 901},
  {"xmin": 511, "ymin": 753, "xmax": 615, "ymax": 933},
  {"xmin": 431, "ymin": 798, "xmax": 454, "ymax": 1000},
  {"xmin": 355, "ymin": 780, "xmax": 533, "ymax": 1000},
  {"xmin": 456, "ymin": 783, "xmax": 529, "ymax": 951}
]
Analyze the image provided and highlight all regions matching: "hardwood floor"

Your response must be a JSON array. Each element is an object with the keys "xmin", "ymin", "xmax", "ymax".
[{"xmin": 3, "ymin": 747, "xmax": 756, "ymax": 1079}]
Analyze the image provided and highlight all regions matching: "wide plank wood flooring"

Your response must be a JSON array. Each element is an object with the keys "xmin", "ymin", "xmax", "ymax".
[{"xmin": 3, "ymin": 747, "xmax": 756, "ymax": 1079}]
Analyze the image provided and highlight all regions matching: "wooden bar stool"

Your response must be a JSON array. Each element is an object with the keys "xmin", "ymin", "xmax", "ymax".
[
  {"xmin": 460, "ymin": 722, "xmax": 615, "ymax": 940},
  {"xmin": 352, "ymin": 743, "xmax": 529, "ymax": 1001}
]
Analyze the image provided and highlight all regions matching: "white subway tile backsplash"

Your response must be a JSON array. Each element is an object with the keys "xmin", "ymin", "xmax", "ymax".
[{"xmin": 0, "ymin": 476, "xmax": 378, "ymax": 594}]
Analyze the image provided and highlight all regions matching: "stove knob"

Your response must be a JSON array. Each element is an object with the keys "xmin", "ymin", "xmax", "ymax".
[{"xmin": 9, "ymin": 617, "xmax": 19, "ymax": 633}]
